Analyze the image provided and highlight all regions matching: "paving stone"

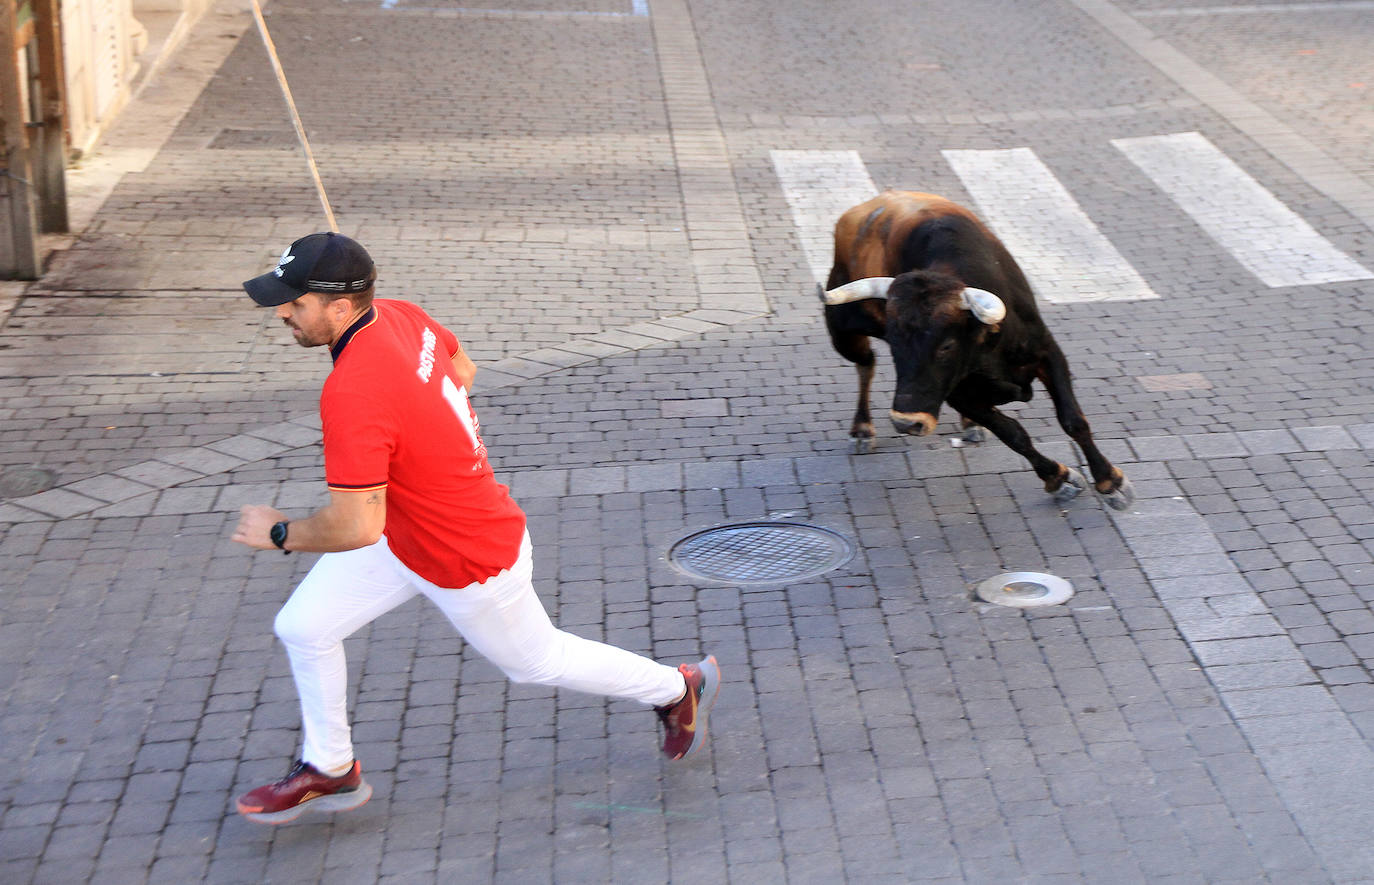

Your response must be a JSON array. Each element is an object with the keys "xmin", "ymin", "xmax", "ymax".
[
  {"xmin": 1346, "ymin": 424, "xmax": 1374, "ymax": 449},
  {"xmin": 12, "ymin": 488, "xmax": 107, "ymax": 519},
  {"xmin": 61, "ymin": 474, "xmax": 158, "ymax": 505},
  {"xmin": 246, "ymin": 422, "xmax": 322, "ymax": 449},
  {"xmin": 794, "ymin": 457, "xmax": 856, "ymax": 485},
  {"xmin": 1129, "ymin": 435, "xmax": 1191, "ymax": 461},
  {"xmin": 506, "ymin": 468, "xmax": 568, "ymax": 500},
  {"xmin": 1293, "ymin": 425, "xmax": 1360, "ymax": 452},
  {"xmin": 0, "ymin": 502, "xmax": 48, "ymax": 523},
  {"xmin": 205, "ymin": 433, "xmax": 286, "ymax": 463},
  {"xmin": 683, "ymin": 461, "xmax": 741, "ymax": 490},
  {"xmin": 112, "ymin": 461, "xmax": 204, "ymax": 490},
  {"xmin": 1237, "ymin": 430, "xmax": 1304, "ymax": 456},
  {"xmin": 568, "ymin": 466, "xmax": 628, "ymax": 496},
  {"xmin": 1181, "ymin": 432, "xmax": 1248, "ymax": 459},
  {"xmin": 5, "ymin": 0, "xmax": 1374, "ymax": 881}
]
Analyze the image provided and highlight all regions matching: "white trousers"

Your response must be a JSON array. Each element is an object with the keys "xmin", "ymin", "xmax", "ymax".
[{"xmin": 273, "ymin": 532, "xmax": 686, "ymax": 772}]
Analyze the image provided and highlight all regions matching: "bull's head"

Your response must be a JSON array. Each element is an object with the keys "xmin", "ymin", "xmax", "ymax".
[{"xmin": 822, "ymin": 271, "xmax": 1005, "ymax": 436}]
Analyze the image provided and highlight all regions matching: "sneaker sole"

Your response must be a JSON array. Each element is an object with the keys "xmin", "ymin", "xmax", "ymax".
[
  {"xmin": 682, "ymin": 655, "xmax": 720, "ymax": 759},
  {"xmin": 239, "ymin": 779, "xmax": 373, "ymax": 825}
]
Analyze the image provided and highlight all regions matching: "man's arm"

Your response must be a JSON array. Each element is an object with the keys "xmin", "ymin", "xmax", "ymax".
[
  {"xmin": 451, "ymin": 341, "xmax": 476, "ymax": 392},
  {"xmin": 232, "ymin": 487, "xmax": 387, "ymax": 553}
]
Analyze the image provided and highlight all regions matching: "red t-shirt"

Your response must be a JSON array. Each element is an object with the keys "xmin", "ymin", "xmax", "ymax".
[{"xmin": 320, "ymin": 299, "xmax": 526, "ymax": 587}]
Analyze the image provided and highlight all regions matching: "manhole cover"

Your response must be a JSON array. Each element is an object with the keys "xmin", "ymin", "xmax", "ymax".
[
  {"xmin": 0, "ymin": 467, "xmax": 57, "ymax": 498},
  {"xmin": 975, "ymin": 572, "xmax": 1074, "ymax": 608},
  {"xmin": 668, "ymin": 522, "xmax": 854, "ymax": 585}
]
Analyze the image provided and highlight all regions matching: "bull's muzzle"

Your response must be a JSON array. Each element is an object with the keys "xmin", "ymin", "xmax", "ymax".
[{"xmin": 890, "ymin": 411, "xmax": 937, "ymax": 436}]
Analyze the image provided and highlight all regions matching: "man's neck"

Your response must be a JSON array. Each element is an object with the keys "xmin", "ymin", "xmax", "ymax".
[
  {"xmin": 329, "ymin": 303, "xmax": 378, "ymax": 363},
  {"xmin": 330, "ymin": 305, "xmax": 372, "ymax": 348}
]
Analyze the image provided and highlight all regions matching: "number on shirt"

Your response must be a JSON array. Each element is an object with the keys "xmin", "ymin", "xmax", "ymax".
[{"xmin": 441, "ymin": 375, "xmax": 481, "ymax": 451}]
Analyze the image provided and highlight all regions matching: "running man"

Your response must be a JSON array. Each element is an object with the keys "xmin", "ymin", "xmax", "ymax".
[{"xmin": 231, "ymin": 232, "xmax": 719, "ymax": 824}]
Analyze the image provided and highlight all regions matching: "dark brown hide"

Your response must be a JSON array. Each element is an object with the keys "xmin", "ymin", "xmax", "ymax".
[{"xmin": 822, "ymin": 190, "xmax": 1132, "ymax": 508}]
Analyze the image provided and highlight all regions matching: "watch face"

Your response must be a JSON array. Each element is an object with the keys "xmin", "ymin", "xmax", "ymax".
[{"xmin": 270, "ymin": 521, "xmax": 288, "ymax": 548}]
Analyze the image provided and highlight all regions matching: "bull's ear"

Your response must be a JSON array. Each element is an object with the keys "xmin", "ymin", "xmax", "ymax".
[
  {"xmin": 822, "ymin": 277, "xmax": 895, "ymax": 306},
  {"xmin": 960, "ymin": 287, "xmax": 1007, "ymax": 324}
]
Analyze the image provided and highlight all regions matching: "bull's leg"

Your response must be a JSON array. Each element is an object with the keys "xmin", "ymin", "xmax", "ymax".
[
  {"xmin": 1036, "ymin": 345, "xmax": 1134, "ymax": 510},
  {"xmin": 831, "ymin": 332, "xmax": 877, "ymax": 448},
  {"xmin": 947, "ymin": 396, "xmax": 1087, "ymax": 502},
  {"xmin": 854, "ymin": 360, "xmax": 876, "ymax": 449},
  {"xmin": 825, "ymin": 262, "xmax": 885, "ymax": 452}
]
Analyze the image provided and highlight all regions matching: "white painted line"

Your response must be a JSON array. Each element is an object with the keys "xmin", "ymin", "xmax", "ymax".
[
  {"xmin": 1066, "ymin": 0, "xmax": 1374, "ymax": 237},
  {"xmin": 942, "ymin": 148, "xmax": 1159, "ymax": 303},
  {"xmin": 11, "ymin": 419, "xmax": 1374, "ymax": 522},
  {"xmin": 1113, "ymin": 496, "xmax": 1374, "ymax": 880},
  {"xmin": 770, "ymin": 150, "xmax": 878, "ymax": 284},
  {"xmin": 1135, "ymin": 1, "xmax": 1374, "ymax": 16},
  {"xmin": 1114, "ymin": 132, "xmax": 1372, "ymax": 287}
]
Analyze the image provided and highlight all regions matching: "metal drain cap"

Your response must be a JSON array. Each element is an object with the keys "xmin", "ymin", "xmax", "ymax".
[
  {"xmin": 668, "ymin": 521, "xmax": 853, "ymax": 585},
  {"xmin": 0, "ymin": 467, "xmax": 57, "ymax": 498},
  {"xmin": 975, "ymin": 572, "xmax": 1074, "ymax": 608}
]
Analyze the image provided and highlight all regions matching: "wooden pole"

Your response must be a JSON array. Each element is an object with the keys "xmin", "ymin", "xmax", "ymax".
[
  {"xmin": 0, "ymin": 0, "xmax": 39, "ymax": 278},
  {"xmin": 250, "ymin": 0, "xmax": 338, "ymax": 232},
  {"xmin": 31, "ymin": 0, "xmax": 66, "ymax": 232}
]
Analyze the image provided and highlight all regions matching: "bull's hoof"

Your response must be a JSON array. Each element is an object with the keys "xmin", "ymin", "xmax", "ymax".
[
  {"xmin": 1098, "ymin": 475, "xmax": 1135, "ymax": 511},
  {"xmin": 849, "ymin": 422, "xmax": 875, "ymax": 454},
  {"xmin": 1050, "ymin": 467, "xmax": 1087, "ymax": 503},
  {"xmin": 960, "ymin": 424, "xmax": 986, "ymax": 444}
]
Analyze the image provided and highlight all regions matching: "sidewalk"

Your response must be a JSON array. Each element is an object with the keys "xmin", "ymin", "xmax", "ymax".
[{"xmin": 4, "ymin": 0, "xmax": 1374, "ymax": 882}]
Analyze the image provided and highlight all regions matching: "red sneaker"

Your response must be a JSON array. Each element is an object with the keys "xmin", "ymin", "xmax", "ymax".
[
  {"xmin": 656, "ymin": 655, "xmax": 720, "ymax": 760},
  {"xmin": 235, "ymin": 760, "xmax": 372, "ymax": 824}
]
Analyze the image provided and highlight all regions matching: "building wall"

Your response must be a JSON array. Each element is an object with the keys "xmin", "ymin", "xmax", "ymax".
[
  {"xmin": 63, "ymin": 0, "xmax": 135, "ymax": 155},
  {"xmin": 62, "ymin": 0, "xmax": 215, "ymax": 157}
]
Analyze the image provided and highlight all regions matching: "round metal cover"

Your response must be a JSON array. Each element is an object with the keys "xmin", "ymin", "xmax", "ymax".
[
  {"xmin": 975, "ymin": 572, "xmax": 1074, "ymax": 608},
  {"xmin": 668, "ymin": 522, "xmax": 853, "ymax": 585},
  {"xmin": 0, "ymin": 467, "xmax": 57, "ymax": 498}
]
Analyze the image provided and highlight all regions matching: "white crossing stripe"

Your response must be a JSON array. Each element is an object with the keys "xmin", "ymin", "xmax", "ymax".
[
  {"xmin": 770, "ymin": 150, "xmax": 878, "ymax": 284},
  {"xmin": 1113, "ymin": 131, "xmax": 1372, "ymax": 287},
  {"xmin": 943, "ymin": 148, "xmax": 1159, "ymax": 303}
]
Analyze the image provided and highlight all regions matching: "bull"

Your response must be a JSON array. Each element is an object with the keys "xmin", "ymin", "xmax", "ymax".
[{"xmin": 821, "ymin": 190, "xmax": 1134, "ymax": 510}]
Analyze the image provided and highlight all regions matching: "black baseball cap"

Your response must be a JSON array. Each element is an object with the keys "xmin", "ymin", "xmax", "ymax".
[{"xmin": 243, "ymin": 232, "xmax": 376, "ymax": 306}]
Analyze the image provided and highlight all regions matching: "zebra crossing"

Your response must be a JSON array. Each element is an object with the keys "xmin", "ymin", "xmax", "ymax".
[
  {"xmin": 771, "ymin": 132, "xmax": 1371, "ymax": 304},
  {"xmin": 944, "ymin": 147, "xmax": 1158, "ymax": 303},
  {"xmin": 769, "ymin": 150, "xmax": 877, "ymax": 285},
  {"xmin": 1112, "ymin": 132, "xmax": 1371, "ymax": 288}
]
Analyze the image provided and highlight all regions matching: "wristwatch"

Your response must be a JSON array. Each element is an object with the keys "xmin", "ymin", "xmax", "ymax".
[{"xmin": 270, "ymin": 520, "xmax": 290, "ymax": 553}]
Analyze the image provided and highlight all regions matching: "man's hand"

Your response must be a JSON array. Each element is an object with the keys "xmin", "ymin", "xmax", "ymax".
[
  {"xmin": 233, "ymin": 504, "xmax": 288, "ymax": 550},
  {"xmin": 230, "ymin": 490, "xmax": 386, "ymax": 554}
]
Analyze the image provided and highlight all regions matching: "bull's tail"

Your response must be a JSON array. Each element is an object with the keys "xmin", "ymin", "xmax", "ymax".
[{"xmin": 816, "ymin": 283, "xmax": 826, "ymax": 304}]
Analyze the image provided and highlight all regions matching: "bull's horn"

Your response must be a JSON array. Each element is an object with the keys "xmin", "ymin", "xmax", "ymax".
[
  {"xmin": 960, "ymin": 287, "xmax": 1006, "ymax": 324},
  {"xmin": 821, "ymin": 277, "xmax": 895, "ymax": 306}
]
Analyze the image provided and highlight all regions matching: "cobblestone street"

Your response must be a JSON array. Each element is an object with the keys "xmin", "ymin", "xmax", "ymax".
[{"xmin": 3, "ymin": 0, "xmax": 1374, "ymax": 881}]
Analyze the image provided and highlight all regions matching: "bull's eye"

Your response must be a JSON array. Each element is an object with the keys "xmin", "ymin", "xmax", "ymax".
[{"xmin": 936, "ymin": 340, "xmax": 958, "ymax": 358}]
